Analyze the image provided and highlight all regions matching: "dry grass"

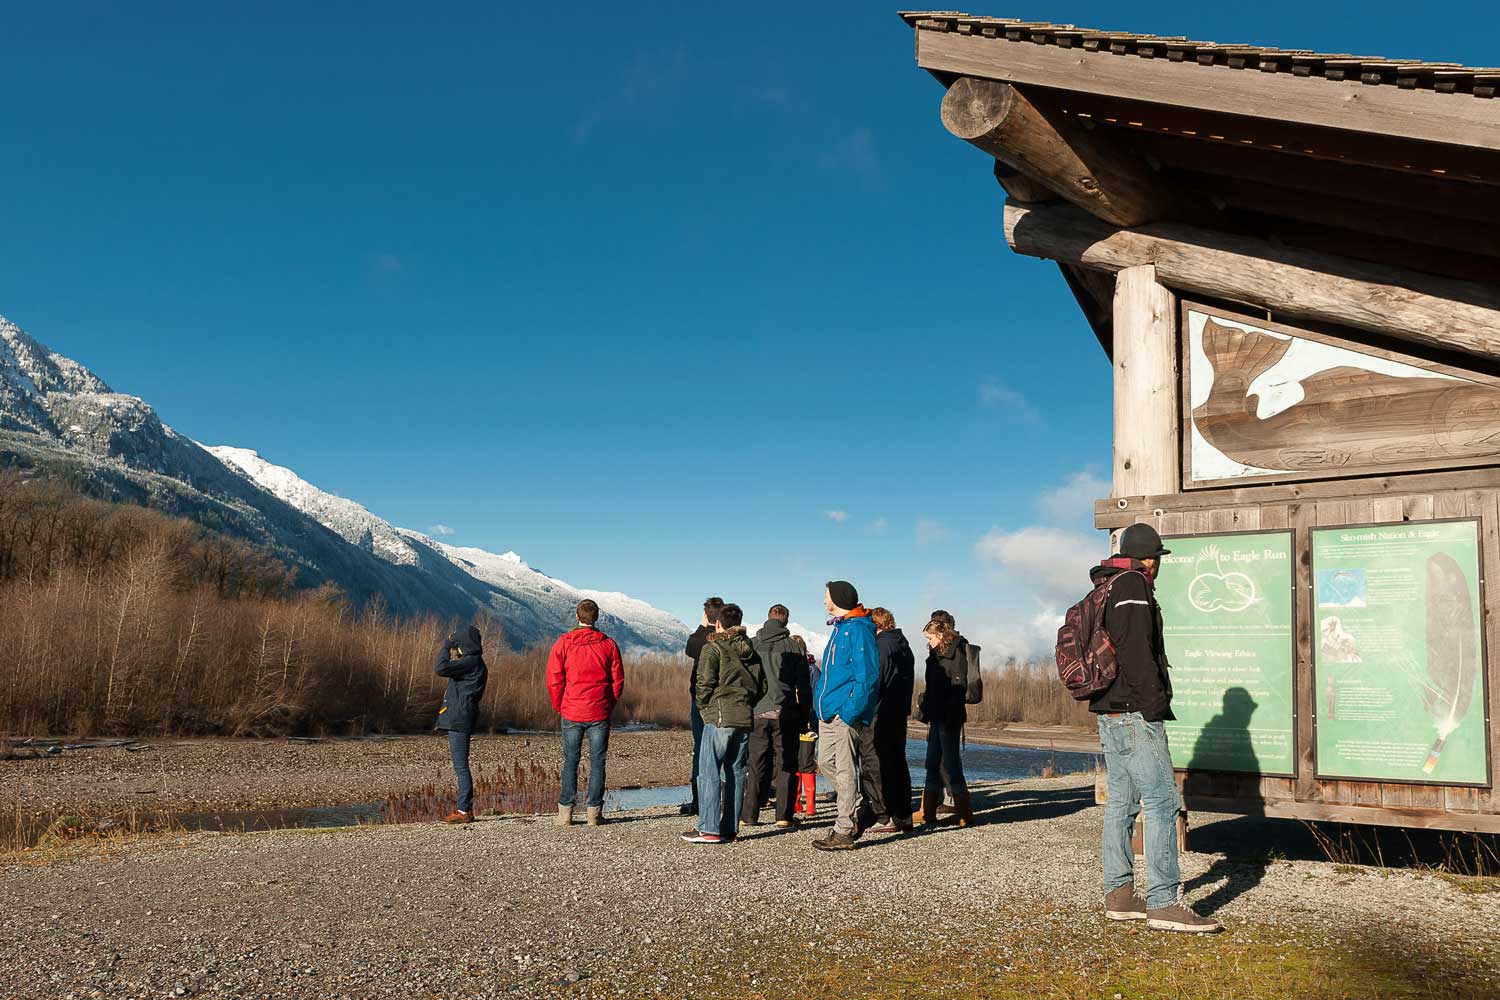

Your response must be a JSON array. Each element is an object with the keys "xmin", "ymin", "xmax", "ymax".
[{"xmin": 0, "ymin": 475, "xmax": 1091, "ymax": 739}]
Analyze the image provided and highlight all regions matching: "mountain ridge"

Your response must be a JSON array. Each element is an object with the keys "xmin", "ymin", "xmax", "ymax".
[{"xmin": 0, "ymin": 314, "xmax": 689, "ymax": 654}]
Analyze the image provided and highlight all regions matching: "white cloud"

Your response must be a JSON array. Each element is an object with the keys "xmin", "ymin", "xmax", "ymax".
[
  {"xmin": 868, "ymin": 517, "xmax": 889, "ymax": 534},
  {"xmin": 974, "ymin": 525, "xmax": 1105, "ymax": 600},
  {"xmin": 916, "ymin": 517, "xmax": 948, "ymax": 547},
  {"xmin": 978, "ymin": 376, "xmax": 1042, "ymax": 423},
  {"xmin": 429, "ymin": 523, "xmax": 455, "ymax": 537},
  {"xmin": 824, "ymin": 509, "xmax": 849, "ymax": 523},
  {"xmin": 967, "ymin": 606, "xmax": 1069, "ymax": 663},
  {"xmin": 1039, "ymin": 470, "xmax": 1110, "ymax": 523}
]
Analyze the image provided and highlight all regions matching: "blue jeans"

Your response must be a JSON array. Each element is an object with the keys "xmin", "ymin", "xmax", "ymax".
[
  {"xmin": 924, "ymin": 719, "xmax": 968, "ymax": 795},
  {"xmin": 688, "ymin": 700, "xmax": 705, "ymax": 810},
  {"xmin": 1099, "ymin": 713, "xmax": 1181, "ymax": 909},
  {"xmin": 560, "ymin": 718, "xmax": 611, "ymax": 808},
  {"xmin": 447, "ymin": 730, "xmax": 473, "ymax": 813},
  {"xmin": 697, "ymin": 723, "xmax": 749, "ymax": 838}
]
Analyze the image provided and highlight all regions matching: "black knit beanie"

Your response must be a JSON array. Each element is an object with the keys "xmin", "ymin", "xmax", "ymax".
[{"xmin": 826, "ymin": 580, "xmax": 859, "ymax": 612}]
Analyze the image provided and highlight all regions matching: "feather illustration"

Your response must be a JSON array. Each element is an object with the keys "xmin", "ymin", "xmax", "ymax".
[{"xmin": 1422, "ymin": 552, "xmax": 1478, "ymax": 774}]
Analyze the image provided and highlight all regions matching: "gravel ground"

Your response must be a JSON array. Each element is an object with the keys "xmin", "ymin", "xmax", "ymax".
[
  {"xmin": 8, "ymin": 731, "xmax": 691, "ymax": 816},
  {"xmin": 3, "ymin": 773, "xmax": 1498, "ymax": 1000}
]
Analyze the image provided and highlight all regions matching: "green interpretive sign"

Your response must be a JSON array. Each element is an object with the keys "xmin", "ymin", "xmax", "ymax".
[
  {"xmin": 1312, "ymin": 519, "xmax": 1490, "ymax": 786},
  {"xmin": 1157, "ymin": 531, "xmax": 1296, "ymax": 775}
]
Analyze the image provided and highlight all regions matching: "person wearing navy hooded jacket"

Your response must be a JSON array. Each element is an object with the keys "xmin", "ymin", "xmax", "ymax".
[
  {"xmin": 812, "ymin": 580, "xmax": 879, "ymax": 851},
  {"xmin": 434, "ymin": 624, "xmax": 488, "ymax": 824}
]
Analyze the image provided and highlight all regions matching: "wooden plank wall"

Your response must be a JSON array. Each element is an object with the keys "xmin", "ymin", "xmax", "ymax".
[{"xmin": 1152, "ymin": 485, "xmax": 1500, "ymax": 822}]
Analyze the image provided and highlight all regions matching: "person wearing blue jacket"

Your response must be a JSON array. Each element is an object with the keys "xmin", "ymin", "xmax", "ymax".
[
  {"xmin": 812, "ymin": 580, "xmax": 879, "ymax": 851},
  {"xmin": 434, "ymin": 624, "xmax": 488, "ymax": 824}
]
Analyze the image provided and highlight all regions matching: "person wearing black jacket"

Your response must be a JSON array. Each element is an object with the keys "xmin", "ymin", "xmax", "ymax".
[
  {"xmin": 1091, "ymin": 523, "xmax": 1221, "ymax": 934},
  {"xmin": 858, "ymin": 607, "xmax": 916, "ymax": 834},
  {"xmin": 742, "ymin": 604, "xmax": 813, "ymax": 828},
  {"xmin": 917, "ymin": 613, "xmax": 974, "ymax": 828},
  {"xmin": 434, "ymin": 624, "xmax": 488, "ymax": 825},
  {"xmin": 681, "ymin": 597, "xmax": 725, "ymax": 817}
]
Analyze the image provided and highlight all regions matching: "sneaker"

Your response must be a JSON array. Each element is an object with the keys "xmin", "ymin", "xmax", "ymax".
[
  {"xmin": 774, "ymin": 819, "xmax": 797, "ymax": 830},
  {"xmin": 444, "ymin": 810, "xmax": 473, "ymax": 825},
  {"xmin": 893, "ymin": 816, "xmax": 914, "ymax": 832},
  {"xmin": 1146, "ymin": 904, "xmax": 1222, "ymax": 933},
  {"xmin": 680, "ymin": 829, "xmax": 722, "ymax": 844},
  {"xmin": 812, "ymin": 831, "xmax": 858, "ymax": 851},
  {"xmin": 864, "ymin": 817, "xmax": 898, "ymax": 834},
  {"xmin": 1104, "ymin": 885, "xmax": 1147, "ymax": 921}
]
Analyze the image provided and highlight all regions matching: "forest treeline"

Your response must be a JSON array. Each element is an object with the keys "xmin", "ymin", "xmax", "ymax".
[{"xmin": 0, "ymin": 473, "xmax": 1087, "ymax": 736}]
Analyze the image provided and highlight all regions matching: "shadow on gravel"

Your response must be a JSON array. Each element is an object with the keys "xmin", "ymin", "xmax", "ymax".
[
  {"xmin": 971, "ymin": 785, "xmax": 1095, "ymax": 825},
  {"xmin": 1182, "ymin": 856, "xmax": 1271, "ymax": 915}
]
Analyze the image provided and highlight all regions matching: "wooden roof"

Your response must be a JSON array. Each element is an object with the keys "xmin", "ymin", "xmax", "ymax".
[
  {"xmin": 900, "ymin": 13, "xmax": 1500, "ymax": 99},
  {"xmin": 902, "ymin": 9, "xmax": 1500, "ymax": 333}
]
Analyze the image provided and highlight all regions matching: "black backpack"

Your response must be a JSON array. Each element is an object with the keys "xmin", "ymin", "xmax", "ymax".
[{"xmin": 962, "ymin": 642, "xmax": 983, "ymax": 705}]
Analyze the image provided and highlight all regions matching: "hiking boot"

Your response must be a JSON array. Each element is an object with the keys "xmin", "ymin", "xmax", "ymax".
[
  {"xmin": 555, "ymin": 805, "xmax": 573, "ymax": 827},
  {"xmin": 678, "ymin": 802, "xmax": 697, "ymax": 816},
  {"xmin": 812, "ymin": 831, "xmax": 858, "ymax": 851},
  {"xmin": 444, "ymin": 810, "xmax": 473, "ymax": 825},
  {"xmin": 680, "ymin": 829, "xmax": 722, "ymax": 844},
  {"xmin": 1146, "ymin": 904, "xmax": 1222, "ymax": 934},
  {"xmin": 893, "ymin": 816, "xmax": 914, "ymax": 833},
  {"xmin": 585, "ymin": 807, "xmax": 603, "ymax": 827},
  {"xmin": 920, "ymin": 789, "xmax": 941, "ymax": 825},
  {"xmin": 1104, "ymin": 885, "xmax": 1147, "ymax": 921}
]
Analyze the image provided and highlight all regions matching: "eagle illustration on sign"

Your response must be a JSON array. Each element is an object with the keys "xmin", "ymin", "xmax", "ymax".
[
  {"xmin": 1186, "ymin": 544, "xmax": 1258, "ymax": 614},
  {"xmin": 1186, "ymin": 311, "xmax": 1500, "ymax": 483}
]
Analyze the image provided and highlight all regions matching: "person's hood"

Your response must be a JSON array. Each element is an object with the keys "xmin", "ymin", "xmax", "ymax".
[
  {"xmin": 827, "ymin": 605, "xmax": 873, "ymax": 627},
  {"xmin": 755, "ymin": 620, "xmax": 791, "ymax": 643},
  {"xmin": 450, "ymin": 625, "xmax": 483, "ymax": 655},
  {"xmin": 1090, "ymin": 556, "xmax": 1155, "ymax": 587},
  {"xmin": 709, "ymin": 626, "xmax": 755, "ymax": 657},
  {"xmin": 560, "ymin": 626, "xmax": 611, "ymax": 649},
  {"xmin": 877, "ymin": 627, "xmax": 910, "ymax": 650}
]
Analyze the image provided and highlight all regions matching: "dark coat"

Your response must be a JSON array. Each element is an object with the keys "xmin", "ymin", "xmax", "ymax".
[
  {"xmin": 695, "ymin": 628, "xmax": 767, "ymax": 730},
  {"xmin": 1089, "ymin": 559, "xmax": 1174, "ymax": 722},
  {"xmin": 919, "ymin": 634, "xmax": 972, "ymax": 726},
  {"xmin": 434, "ymin": 625, "xmax": 488, "ymax": 735},
  {"xmin": 685, "ymin": 624, "xmax": 714, "ymax": 694},
  {"xmin": 749, "ymin": 620, "xmax": 813, "ymax": 720},
  {"xmin": 874, "ymin": 628, "xmax": 916, "ymax": 723}
]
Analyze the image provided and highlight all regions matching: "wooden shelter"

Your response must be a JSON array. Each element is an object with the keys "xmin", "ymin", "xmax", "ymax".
[{"xmin": 902, "ymin": 12, "xmax": 1500, "ymax": 832}]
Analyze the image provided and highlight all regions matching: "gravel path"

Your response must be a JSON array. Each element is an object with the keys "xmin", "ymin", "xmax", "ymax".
[
  {"xmin": 9, "ymin": 731, "xmax": 690, "ymax": 816},
  {"xmin": 4, "ymin": 774, "xmax": 1498, "ymax": 999}
]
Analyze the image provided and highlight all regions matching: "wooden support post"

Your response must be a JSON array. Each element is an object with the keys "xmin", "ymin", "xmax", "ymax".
[
  {"xmin": 942, "ymin": 77, "xmax": 1173, "ymax": 228},
  {"xmin": 1004, "ymin": 200, "xmax": 1500, "ymax": 363},
  {"xmin": 1112, "ymin": 265, "xmax": 1178, "ymax": 499}
]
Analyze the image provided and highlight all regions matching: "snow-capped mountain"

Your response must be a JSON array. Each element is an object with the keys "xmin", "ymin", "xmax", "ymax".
[
  {"xmin": 0, "ymin": 314, "xmax": 689, "ymax": 654},
  {"xmin": 209, "ymin": 447, "xmax": 689, "ymax": 653}
]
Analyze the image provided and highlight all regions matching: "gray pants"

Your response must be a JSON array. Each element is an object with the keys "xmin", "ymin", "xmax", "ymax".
[{"xmin": 817, "ymin": 717, "xmax": 863, "ymax": 836}]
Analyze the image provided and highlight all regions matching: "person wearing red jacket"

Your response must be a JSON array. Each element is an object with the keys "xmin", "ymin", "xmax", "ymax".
[{"xmin": 548, "ymin": 599, "xmax": 625, "ymax": 827}]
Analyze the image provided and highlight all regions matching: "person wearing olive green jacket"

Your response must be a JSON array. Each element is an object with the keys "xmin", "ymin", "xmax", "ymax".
[{"xmin": 681, "ymin": 603, "xmax": 767, "ymax": 844}]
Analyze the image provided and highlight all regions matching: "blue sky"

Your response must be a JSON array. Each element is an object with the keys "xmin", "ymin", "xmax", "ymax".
[{"xmin": 1, "ymin": 2, "xmax": 1487, "ymax": 653}]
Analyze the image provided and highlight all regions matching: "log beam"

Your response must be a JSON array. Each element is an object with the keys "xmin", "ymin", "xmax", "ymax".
[
  {"xmin": 991, "ymin": 159, "xmax": 1058, "ymax": 205},
  {"xmin": 1004, "ymin": 199, "xmax": 1500, "ymax": 361},
  {"xmin": 941, "ymin": 77, "xmax": 1174, "ymax": 228},
  {"xmin": 1112, "ymin": 266, "xmax": 1178, "ymax": 498}
]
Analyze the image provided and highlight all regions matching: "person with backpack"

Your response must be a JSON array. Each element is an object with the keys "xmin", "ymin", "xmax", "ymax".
[
  {"xmin": 1078, "ymin": 523, "xmax": 1222, "ymax": 934},
  {"xmin": 812, "ymin": 581, "xmax": 879, "ymax": 851},
  {"xmin": 858, "ymin": 607, "xmax": 916, "ymax": 834},
  {"xmin": 546, "ymin": 599, "xmax": 625, "ymax": 828},
  {"xmin": 434, "ymin": 624, "xmax": 488, "ymax": 825},
  {"xmin": 916, "ymin": 613, "xmax": 976, "ymax": 828},
  {"xmin": 743, "ymin": 604, "xmax": 812, "ymax": 829},
  {"xmin": 681, "ymin": 597, "xmax": 726, "ymax": 817},
  {"xmin": 682, "ymin": 603, "xmax": 767, "ymax": 845}
]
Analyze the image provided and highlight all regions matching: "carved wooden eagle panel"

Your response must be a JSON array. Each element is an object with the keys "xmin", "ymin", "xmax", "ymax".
[{"xmin": 1185, "ymin": 309, "xmax": 1500, "ymax": 486}]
